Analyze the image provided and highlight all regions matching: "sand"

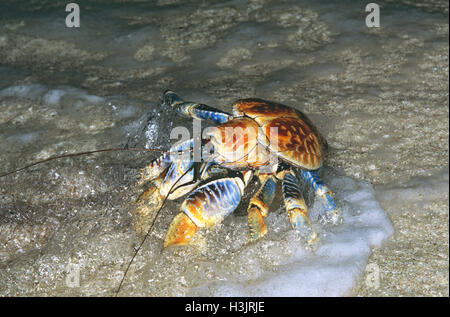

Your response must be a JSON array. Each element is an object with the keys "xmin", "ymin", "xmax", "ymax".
[{"xmin": 0, "ymin": 0, "xmax": 448, "ymax": 296}]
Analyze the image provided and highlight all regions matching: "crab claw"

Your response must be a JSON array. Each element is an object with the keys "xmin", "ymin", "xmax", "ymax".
[
  {"xmin": 163, "ymin": 90, "xmax": 184, "ymax": 107},
  {"xmin": 134, "ymin": 182, "xmax": 165, "ymax": 236},
  {"xmin": 164, "ymin": 213, "xmax": 198, "ymax": 248},
  {"xmin": 287, "ymin": 208, "xmax": 320, "ymax": 246},
  {"xmin": 164, "ymin": 176, "xmax": 246, "ymax": 248},
  {"xmin": 247, "ymin": 206, "xmax": 268, "ymax": 243}
]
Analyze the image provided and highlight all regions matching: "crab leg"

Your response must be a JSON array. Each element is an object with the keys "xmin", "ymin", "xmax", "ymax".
[
  {"xmin": 299, "ymin": 170, "xmax": 338, "ymax": 216},
  {"xmin": 280, "ymin": 170, "xmax": 319, "ymax": 244},
  {"xmin": 164, "ymin": 171, "xmax": 252, "ymax": 247},
  {"xmin": 281, "ymin": 170, "xmax": 310, "ymax": 227},
  {"xmin": 163, "ymin": 90, "xmax": 233, "ymax": 124},
  {"xmin": 135, "ymin": 139, "xmax": 222, "ymax": 236},
  {"xmin": 135, "ymin": 159, "xmax": 199, "ymax": 236},
  {"xmin": 247, "ymin": 175, "xmax": 276, "ymax": 242},
  {"xmin": 138, "ymin": 138, "xmax": 195, "ymax": 186},
  {"xmin": 138, "ymin": 151, "xmax": 172, "ymax": 186},
  {"xmin": 134, "ymin": 172, "xmax": 168, "ymax": 236}
]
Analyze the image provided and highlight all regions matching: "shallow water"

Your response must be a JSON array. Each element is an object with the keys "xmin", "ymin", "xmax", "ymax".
[{"xmin": 0, "ymin": 0, "xmax": 448, "ymax": 296}]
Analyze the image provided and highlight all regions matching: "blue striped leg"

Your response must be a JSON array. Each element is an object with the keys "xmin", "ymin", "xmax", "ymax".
[
  {"xmin": 281, "ymin": 170, "xmax": 319, "ymax": 244},
  {"xmin": 299, "ymin": 169, "xmax": 341, "ymax": 224},
  {"xmin": 163, "ymin": 90, "xmax": 233, "ymax": 124},
  {"xmin": 135, "ymin": 171, "xmax": 168, "ymax": 236},
  {"xmin": 135, "ymin": 139, "xmax": 220, "ymax": 236},
  {"xmin": 138, "ymin": 138, "xmax": 195, "ymax": 187},
  {"xmin": 137, "ymin": 151, "xmax": 172, "ymax": 187},
  {"xmin": 164, "ymin": 172, "xmax": 252, "ymax": 247},
  {"xmin": 247, "ymin": 175, "xmax": 276, "ymax": 243},
  {"xmin": 135, "ymin": 158, "xmax": 198, "ymax": 236}
]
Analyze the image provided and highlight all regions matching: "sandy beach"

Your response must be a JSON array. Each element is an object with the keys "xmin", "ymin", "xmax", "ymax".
[{"xmin": 0, "ymin": 0, "xmax": 448, "ymax": 296}]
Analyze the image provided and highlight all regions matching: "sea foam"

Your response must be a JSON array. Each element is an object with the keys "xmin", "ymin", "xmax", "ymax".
[
  {"xmin": 0, "ymin": 84, "xmax": 104, "ymax": 107},
  {"xmin": 190, "ymin": 173, "xmax": 393, "ymax": 296}
]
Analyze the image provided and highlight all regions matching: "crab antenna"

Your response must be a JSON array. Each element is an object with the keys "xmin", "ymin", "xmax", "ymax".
[
  {"xmin": 0, "ymin": 147, "xmax": 165, "ymax": 178},
  {"xmin": 115, "ymin": 165, "xmax": 194, "ymax": 296}
]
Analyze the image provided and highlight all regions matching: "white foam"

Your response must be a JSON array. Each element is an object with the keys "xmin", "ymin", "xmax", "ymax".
[
  {"xmin": 191, "ymin": 174, "xmax": 393, "ymax": 297},
  {"xmin": 376, "ymin": 171, "xmax": 449, "ymax": 208},
  {"xmin": 6, "ymin": 131, "xmax": 39, "ymax": 144},
  {"xmin": 0, "ymin": 84, "xmax": 47, "ymax": 99},
  {"xmin": 115, "ymin": 105, "xmax": 137, "ymax": 119},
  {"xmin": 0, "ymin": 84, "xmax": 105, "ymax": 107},
  {"xmin": 43, "ymin": 89, "xmax": 66, "ymax": 105},
  {"xmin": 144, "ymin": 122, "xmax": 159, "ymax": 149}
]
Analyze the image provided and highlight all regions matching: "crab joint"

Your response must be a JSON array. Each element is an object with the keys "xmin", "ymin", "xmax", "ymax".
[{"xmin": 164, "ymin": 213, "xmax": 198, "ymax": 247}]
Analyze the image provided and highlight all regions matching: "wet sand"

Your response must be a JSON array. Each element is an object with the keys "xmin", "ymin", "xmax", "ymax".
[{"xmin": 0, "ymin": 0, "xmax": 448, "ymax": 296}]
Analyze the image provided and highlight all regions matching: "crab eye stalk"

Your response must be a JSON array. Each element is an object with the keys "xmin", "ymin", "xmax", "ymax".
[{"xmin": 163, "ymin": 90, "xmax": 184, "ymax": 107}]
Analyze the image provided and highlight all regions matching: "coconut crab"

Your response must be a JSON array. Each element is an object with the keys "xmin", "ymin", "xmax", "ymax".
[{"xmin": 134, "ymin": 91, "xmax": 341, "ymax": 248}]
